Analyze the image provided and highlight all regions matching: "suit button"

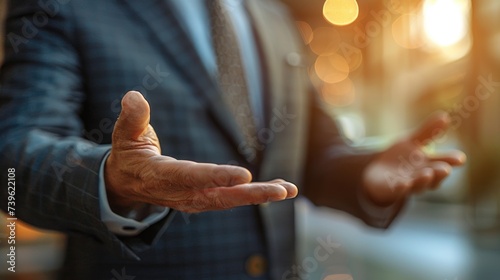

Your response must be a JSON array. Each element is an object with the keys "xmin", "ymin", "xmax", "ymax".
[{"xmin": 245, "ymin": 254, "xmax": 267, "ymax": 277}]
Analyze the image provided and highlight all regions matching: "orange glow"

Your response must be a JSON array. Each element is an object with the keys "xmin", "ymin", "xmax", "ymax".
[
  {"xmin": 16, "ymin": 221, "xmax": 47, "ymax": 241},
  {"xmin": 338, "ymin": 43, "xmax": 363, "ymax": 72},
  {"xmin": 309, "ymin": 27, "xmax": 342, "ymax": 55},
  {"xmin": 315, "ymin": 53, "xmax": 350, "ymax": 83},
  {"xmin": 323, "ymin": 0, "xmax": 359, "ymax": 26},
  {"xmin": 321, "ymin": 78, "xmax": 355, "ymax": 107},
  {"xmin": 296, "ymin": 21, "xmax": 314, "ymax": 45},
  {"xmin": 385, "ymin": 0, "xmax": 422, "ymax": 15},
  {"xmin": 423, "ymin": 0, "xmax": 470, "ymax": 47},
  {"xmin": 1, "ymin": 214, "xmax": 46, "ymax": 241},
  {"xmin": 392, "ymin": 14, "xmax": 425, "ymax": 49}
]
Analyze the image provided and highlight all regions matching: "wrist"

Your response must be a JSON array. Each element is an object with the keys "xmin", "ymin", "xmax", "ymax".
[{"xmin": 104, "ymin": 153, "xmax": 148, "ymax": 218}]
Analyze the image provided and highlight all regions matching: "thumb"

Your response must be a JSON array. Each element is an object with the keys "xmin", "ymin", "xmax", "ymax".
[
  {"xmin": 410, "ymin": 111, "xmax": 450, "ymax": 146},
  {"xmin": 114, "ymin": 91, "xmax": 151, "ymax": 141}
]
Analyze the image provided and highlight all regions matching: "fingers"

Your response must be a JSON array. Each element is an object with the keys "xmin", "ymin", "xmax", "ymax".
[
  {"xmin": 191, "ymin": 180, "xmax": 298, "ymax": 212},
  {"xmin": 410, "ymin": 111, "xmax": 450, "ymax": 146},
  {"xmin": 108, "ymin": 91, "xmax": 298, "ymax": 213},
  {"xmin": 404, "ymin": 152, "xmax": 465, "ymax": 193},
  {"xmin": 113, "ymin": 91, "xmax": 151, "ymax": 141},
  {"xmin": 267, "ymin": 179, "xmax": 299, "ymax": 198},
  {"xmin": 142, "ymin": 157, "xmax": 298, "ymax": 212},
  {"xmin": 403, "ymin": 161, "xmax": 452, "ymax": 194},
  {"xmin": 429, "ymin": 150, "xmax": 467, "ymax": 166},
  {"xmin": 428, "ymin": 161, "xmax": 452, "ymax": 189},
  {"xmin": 160, "ymin": 160, "xmax": 253, "ymax": 189},
  {"xmin": 408, "ymin": 167, "xmax": 434, "ymax": 193}
]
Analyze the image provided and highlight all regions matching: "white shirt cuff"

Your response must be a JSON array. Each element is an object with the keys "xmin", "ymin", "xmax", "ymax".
[{"xmin": 98, "ymin": 152, "xmax": 169, "ymax": 236}]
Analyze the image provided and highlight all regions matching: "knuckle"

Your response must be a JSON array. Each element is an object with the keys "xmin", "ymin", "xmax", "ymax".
[
  {"xmin": 259, "ymin": 184, "xmax": 272, "ymax": 194},
  {"xmin": 203, "ymin": 189, "xmax": 232, "ymax": 210},
  {"xmin": 211, "ymin": 168, "xmax": 231, "ymax": 187}
]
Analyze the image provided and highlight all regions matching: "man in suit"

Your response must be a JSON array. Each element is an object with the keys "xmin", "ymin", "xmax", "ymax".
[{"xmin": 0, "ymin": 0, "xmax": 465, "ymax": 279}]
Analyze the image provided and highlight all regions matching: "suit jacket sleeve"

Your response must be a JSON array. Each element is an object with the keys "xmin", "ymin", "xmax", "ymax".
[
  {"xmin": 0, "ymin": 0, "xmax": 170, "ymax": 260},
  {"xmin": 302, "ymin": 90, "xmax": 405, "ymax": 229}
]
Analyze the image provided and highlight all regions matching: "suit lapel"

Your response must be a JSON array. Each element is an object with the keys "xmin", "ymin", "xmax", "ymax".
[
  {"xmin": 246, "ymin": 1, "xmax": 312, "ymax": 277},
  {"xmin": 121, "ymin": 0, "xmax": 246, "ymax": 159},
  {"xmin": 246, "ymin": 0, "xmax": 287, "ymax": 125}
]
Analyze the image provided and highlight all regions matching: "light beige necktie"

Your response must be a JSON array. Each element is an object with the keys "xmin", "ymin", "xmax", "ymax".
[{"xmin": 208, "ymin": 0, "xmax": 259, "ymax": 162}]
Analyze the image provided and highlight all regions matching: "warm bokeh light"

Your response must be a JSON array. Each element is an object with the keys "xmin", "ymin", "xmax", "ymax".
[
  {"xmin": 296, "ymin": 21, "xmax": 314, "ymax": 45},
  {"xmin": 321, "ymin": 77, "xmax": 355, "ymax": 107},
  {"xmin": 1, "ymin": 213, "xmax": 61, "ymax": 241},
  {"xmin": 392, "ymin": 13, "xmax": 425, "ymax": 49},
  {"xmin": 309, "ymin": 27, "xmax": 342, "ymax": 55},
  {"xmin": 339, "ymin": 43, "xmax": 363, "ymax": 72},
  {"xmin": 323, "ymin": 0, "xmax": 359, "ymax": 26},
  {"xmin": 323, "ymin": 274, "xmax": 354, "ymax": 280},
  {"xmin": 385, "ymin": 0, "xmax": 422, "ymax": 15},
  {"xmin": 423, "ymin": 0, "xmax": 470, "ymax": 47},
  {"xmin": 315, "ymin": 53, "xmax": 350, "ymax": 83}
]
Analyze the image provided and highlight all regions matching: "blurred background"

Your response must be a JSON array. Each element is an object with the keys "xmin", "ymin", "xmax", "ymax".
[{"xmin": 1, "ymin": 0, "xmax": 500, "ymax": 279}]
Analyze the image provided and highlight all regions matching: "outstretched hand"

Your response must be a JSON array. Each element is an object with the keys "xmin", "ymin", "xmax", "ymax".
[
  {"xmin": 362, "ymin": 113, "xmax": 466, "ymax": 206},
  {"xmin": 104, "ymin": 91, "xmax": 297, "ymax": 215}
]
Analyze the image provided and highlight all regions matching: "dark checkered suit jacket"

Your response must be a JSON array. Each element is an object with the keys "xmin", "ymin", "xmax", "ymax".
[{"xmin": 0, "ymin": 0, "xmax": 400, "ymax": 279}]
